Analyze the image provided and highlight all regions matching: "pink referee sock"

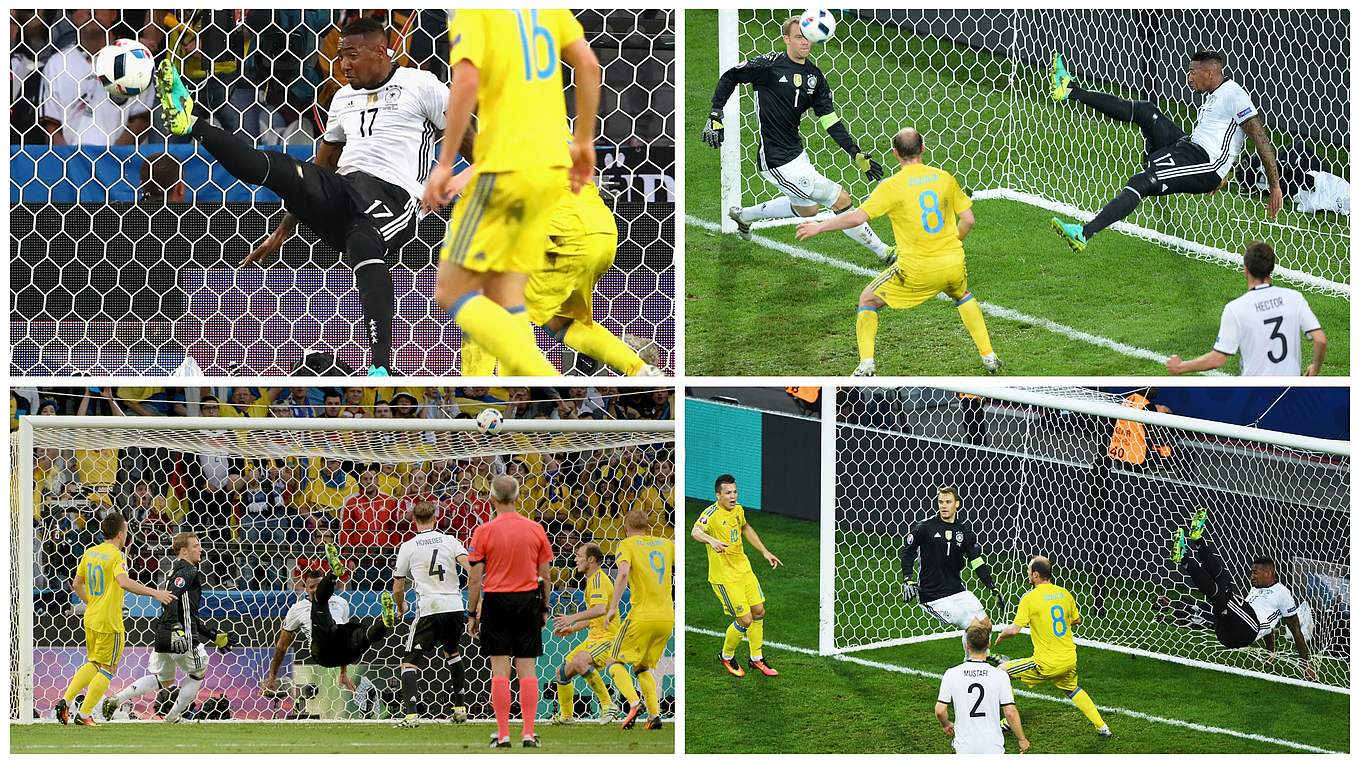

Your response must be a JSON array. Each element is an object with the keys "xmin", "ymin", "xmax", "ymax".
[
  {"xmin": 519, "ymin": 676, "xmax": 539, "ymax": 738},
  {"xmin": 491, "ymin": 676, "xmax": 512, "ymax": 739}
]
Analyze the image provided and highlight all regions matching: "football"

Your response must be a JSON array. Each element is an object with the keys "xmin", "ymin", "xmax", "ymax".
[
  {"xmin": 476, "ymin": 407, "xmax": 504, "ymax": 433},
  {"xmin": 799, "ymin": 8, "xmax": 836, "ymax": 43},
  {"xmin": 93, "ymin": 39, "xmax": 155, "ymax": 97}
]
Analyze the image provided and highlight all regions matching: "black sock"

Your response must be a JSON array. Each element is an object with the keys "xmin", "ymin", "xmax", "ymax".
[
  {"xmin": 1068, "ymin": 87, "xmax": 1138, "ymax": 123},
  {"xmin": 1082, "ymin": 188, "xmax": 1141, "ymax": 239},
  {"xmin": 400, "ymin": 668, "xmax": 419, "ymax": 716},
  {"xmin": 191, "ymin": 121, "xmax": 294, "ymax": 194},
  {"xmin": 450, "ymin": 655, "xmax": 465, "ymax": 707},
  {"xmin": 346, "ymin": 224, "xmax": 395, "ymax": 371}
]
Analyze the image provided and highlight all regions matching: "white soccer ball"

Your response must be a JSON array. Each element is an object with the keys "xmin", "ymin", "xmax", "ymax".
[
  {"xmin": 94, "ymin": 39, "xmax": 155, "ymax": 98},
  {"xmin": 799, "ymin": 8, "xmax": 836, "ymax": 44},
  {"xmin": 476, "ymin": 407, "xmax": 504, "ymax": 433}
]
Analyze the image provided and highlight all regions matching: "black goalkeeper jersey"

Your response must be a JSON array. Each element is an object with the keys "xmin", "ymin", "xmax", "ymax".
[
  {"xmin": 151, "ymin": 558, "xmax": 218, "ymax": 652},
  {"xmin": 710, "ymin": 51, "xmax": 861, "ymax": 171},
  {"xmin": 900, "ymin": 516, "xmax": 987, "ymax": 605}
]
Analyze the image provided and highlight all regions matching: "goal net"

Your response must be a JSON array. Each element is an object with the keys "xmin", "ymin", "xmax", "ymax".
[
  {"xmin": 833, "ymin": 385, "xmax": 1349, "ymax": 692},
  {"xmin": 718, "ymin": 9, "xmax": 1348, "ymax": 296},
  {"xmin": 11, "ymin": 9, "xmax": 675, "ymax": 376},
  {"xmin": 11, "ymin": 413, "xmax": 676, "ymax": 723}
]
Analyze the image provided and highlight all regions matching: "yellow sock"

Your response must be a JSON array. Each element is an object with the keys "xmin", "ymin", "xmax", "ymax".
[
  {"xmin": 460, "ymin": 339, "xmax": 498, "ymax": 376},
  {"xmin": 63, "ymin": 662, "xmax": 98, "ymax": 703},
  {"xmin": 82, "ymin": 670, "xmax": 112, "ymax": 715},
  {"xmin": 562, "ymin": 321, "xmax": 645, "ymax": 375},
  {"xmin": 450, "ymin": 295, "xmax": 557, "ymax": 376},
  {"xmin": 582, "ymin": 668, "xmax": 612, "ymax": 710},
  {"xmin": 508, "ymin": 306, "xmax": 553, "ymax": 375},
  {"xmin": 636, "ymin": 669, "xmax": 659, "ymax": 719},
  {"xmin": 606, "ymin": 663, "xmax": 639, "ymax": 707},
  {"xmin": 748, "ymin": 619, "xmax": 765, "ymax": 660},
  {"xmin": 1069, "ymin": 687, "xmax": 1106, "ymax": 729},
  {"xmin": 856, "ymin": 307, "xmax": 879, "ymax": 361},
  {"xmin": 557, "ymin": 681, "xmax": 574, "ymax": 720},
  {"xmin": 955, "ymin": 295, "xmax": 994, "ymax": 356},
  {"xmin": 722, "ymin": 620, "xmax": 746, "ymax": 660}
]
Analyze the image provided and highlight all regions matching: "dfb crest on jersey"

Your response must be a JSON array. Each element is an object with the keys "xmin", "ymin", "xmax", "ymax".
[
  {"xmin": 954, "ymin": 532, "xmax": 964, "ymax": 546},
  {"xmin": 173, "ymin": 576, "xmax": 186, "ymax": 588},
  {"xmin": 906, "ymin": 532, "xmax": 914, "ymax": 546},
  {"xmin": 793, "ymin": 73, "xmax": 803, "ymax": 88},
  {"xmin": 808, "ymin": 76, "xmax": 817, "ymax": 89},
  {"xmin": 385, "ymin": 86, "xmax": 403, "ymax": 104}
]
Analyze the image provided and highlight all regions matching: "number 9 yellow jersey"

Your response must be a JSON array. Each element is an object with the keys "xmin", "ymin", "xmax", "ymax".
[{"xmin": 616, "ymin": 534, "xmax": 674, "ymax": 623}]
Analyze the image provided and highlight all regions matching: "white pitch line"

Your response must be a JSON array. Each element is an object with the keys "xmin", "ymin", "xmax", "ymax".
[
  {"xmin": 685, "ymin": 626, "xmax": 1336, "ymax": 754},
  {"xmin": 686, "ymin": 216, "xmax": 1227, "ymax": 377}
]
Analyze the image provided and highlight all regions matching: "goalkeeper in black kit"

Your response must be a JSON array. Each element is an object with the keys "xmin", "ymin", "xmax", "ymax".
[
  {"xmin": 102, "ymin": 532, "xmax": 233, "ymax": 723},
  {"xmin": 702, "ymin": 15, "xmax": 893, "ymax": 262},
  {"xmin": 901, "ymin": 487, "xmax": 1007, "ymax": 651}
]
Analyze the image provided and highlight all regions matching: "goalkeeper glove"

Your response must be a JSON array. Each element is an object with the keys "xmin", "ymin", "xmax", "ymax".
[
  {"xmin": 902, "ymin": 579, "xmax": 919, "ymax": 603},
  {"xmin": 854, "ymin": 151, "xmax": 884, "ymax": 181},
  {"xmin": 701, "ymin": 110, "xmax": 725, "ymax": 148},
  {"xmin": 170, "ymin": 629, "xmax": 190, "ymax": 654},
  {"xmin": 214, "ymin": 632, "xmax": 232, "ymax": 651}
]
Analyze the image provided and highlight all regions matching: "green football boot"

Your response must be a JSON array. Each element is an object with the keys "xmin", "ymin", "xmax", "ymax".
[
  {"xmin": 1170, "ymin": 528, "xmax": 1187, "ymax": 564},
  {"xmin": 380, "ymin": 590, "xmax": 397, "ymax": 628},
  {"xmin": 1187, "ymin": 508, "xmax": 1208, "ymax": 542},
  {"xmin": 1050, "ymin": 218, "xmax": 1087, "ymax": 253},
  {"xmin": 156, "ymin": 60, "xmax": 198, "ymax": 136},
  {"xmin": 1051, "ymin": 53, "xmax": 1073, "ymax": 100},
  {"xmin": 324, "ymin": 542, "xmax": 345, "ymax": 577}
]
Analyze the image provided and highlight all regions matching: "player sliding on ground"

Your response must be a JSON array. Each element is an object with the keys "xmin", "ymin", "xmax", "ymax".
[
  {"xmin": 692, "ymin": 474, "xmax": 782, "ymax": 678},
  {"xmin": 703, "ymin": 15, "xmax": 893, "ymax": 262},
  {"xmin": 1049, "ymin": 50, "xmax": 1283, "ymax": 253},
  {"xmin": 550, "ymin": 543, "xmax": 621, "ymax": 725},
  {"xmin": 102, "ymin": 532, "xmax": 233, "ymax": 723},
  {"xmin": 1171, "ymin": 508, "xmax": 1316, "ymax": 680},
  {"xmin": 796, "ymin": 128, "xmax": 1000, "ymax": 377},
  {"xmin": 994, "ymin": 556, "xmax": 1112, "ymax": 739},
  {"xmin": 156, "ymin": 18, "xmax": 453, "ymax": 376},
  {"xmin": 55, "ymin": 514, "xmax": 175, "ymax": 726},
  {"xmin": 900, "ymin": 486, "xmax": 1006, "ymax": 650}
]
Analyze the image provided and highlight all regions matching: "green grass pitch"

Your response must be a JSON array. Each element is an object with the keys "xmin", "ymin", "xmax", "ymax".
[
  {"xmin": 10, "ymin": 721, "xmax": 673, "ymax": 754},
  {"xmin": 683, "ymin": 504, "xmax": 1349, "ymax": 754},
  {"xmin": 683, "ymin": 10, "xmax": 1349, "ymax": 376}
]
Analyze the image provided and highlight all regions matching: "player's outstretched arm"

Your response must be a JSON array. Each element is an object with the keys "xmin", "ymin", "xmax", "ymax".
[
  {"xmin": 691, "ymin": 522, "xmax": 727, "ymax": 552},
  {"xmin": 262, "ymin": 628, "xmax": 296, "ymax": 693},
  {"xmin": 956, "ymin": 209, "xmax": 976, "ymax": 241},
  {"xmin": 562, "ymin": 37, "xmax": 601, "ymax": 193},
  {"xmin": 795, "ymin": 207, "xmax": 868, "ymax": 241},
  {"xmin": 116, "ymin": 571, "xmax": 174, "ymax": 605},
  {"xmin": 465, "ymin": 561, "xmax": 484, "ymax": 637},
  {"xmin": 422, "ymin": 60, "xmax": 479, "ymax": 213},
  {"xmin": 1003, "ymin": 704, "xmax": 1030, "ymax": 752},
  {"xmin": 1283, "ymin": 615, "xmax": 1316, "ymax": 680},
  {"xmin": 603, "ymin": 558, "xmax": 632, "ymax": 624},
  {"xmin": 1241, "ymin": 116, "xmax": 1283, "ymax": 218},
  {"xmin": 811, "ymin": 78, "xmax": 882, "ymax": 181},
  {"xmin": 900, "ymin": 529, "xmax": 920, "ymax": 602},
  {"xmin": 993, "ymin": 623, "xmax": 1022, "ymax": 646},
  {"xmin": 391, "ymin": 576, "xmax": 408, "ymax": 618},
  {"xmin": 1305, "ymin": 329, "xmax": 1327, "ymax": 376},
  {"xmin": 1165, "ymin": 350, "xmax": 1229, "ymax": 375},
  {"xmin": 742, "ymin": 523, "xmax": 782, "ymax": 567},
  {"xmin": 244, "ymin": 141, "xmax": 344, "ymax": 267}
]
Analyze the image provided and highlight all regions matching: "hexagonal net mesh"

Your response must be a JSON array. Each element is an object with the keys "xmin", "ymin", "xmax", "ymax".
[
  {"xmin": 11, "ymin": 414, "xmax": 675, "ymax": 722},
  {"xmin": 721, "ymin": 9, "xmax": 1348, "ymax": 295},
  {"xmin": 11, "ymin": 9, "xmax": 675, "ymax": 375},
  {"xmin": 834, "ymin": 386, "xmax": 1348, "ymax": 691}
]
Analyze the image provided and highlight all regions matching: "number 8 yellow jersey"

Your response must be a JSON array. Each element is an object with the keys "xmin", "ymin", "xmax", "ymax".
[
  {"xmin": 860, "ymin": 163, "xmax": 971, "ymax": 266},
  {"xmin": 616, "ymin": 535, "xmax": 674, "ymax": 623},
  {"xmin": 447, "ymin": 9, "xmax": 585, "ymax": 174},
  {"xmin": 76, "ymin": 541, "xmax": 128, "ymax": 633},
  {"xmin": 1013, "ymin": 582, "xmax": 1080, "ymax": 669}
]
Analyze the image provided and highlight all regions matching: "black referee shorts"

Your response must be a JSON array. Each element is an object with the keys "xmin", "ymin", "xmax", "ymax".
[
  {"xmin": 404, "ymin": 611, "xmax": 466, "ymax": 665},
  {"xmin": 480, "ymin": 591, "xmax": 545, "ymax": 658}
]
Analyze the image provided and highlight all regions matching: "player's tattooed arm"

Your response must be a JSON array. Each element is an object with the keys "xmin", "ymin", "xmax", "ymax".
[{"xmin": 1242, "ymin": 116, "xmax": 1283, "ymax": 218}]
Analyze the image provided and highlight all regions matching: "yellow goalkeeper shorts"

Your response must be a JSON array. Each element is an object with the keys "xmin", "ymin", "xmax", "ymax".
[
  {"xmin": 440, "ymin": 168, "xmax": 566, "ymax": 274},
  {"xmin": 868, "ymin": 259, "xmax": 969, "ymax": 309},
  {"xmin": 525, "ymin": 229, "xmax": 617, "ymax": 326},
  {"xmin": 710, "ymin": 573, "xmax": 765, "ymax": 618},
  {"xmin": 1004, "ymin": 656, "xmax": 1079, "ymax": 693},
  {"xmin": 568, "ymin": 637, "xmax": 615, "ymax": 670},
  {"xmin": 610, "ymin": 618, "xmax": 672, "ymax": 669}
]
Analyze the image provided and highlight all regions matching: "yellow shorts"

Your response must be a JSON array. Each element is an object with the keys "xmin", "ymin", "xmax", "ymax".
[
  {"xmin": 568, "ymin": 636, "xmax": 615, "ymax": 669},
  {"xmin": 525, "ymin": 230, "xmax": 618, "ymax": 325},
  {"xmin": 84, "ymin": 626, "xmax": 126, "ymax": 670},
  {"xmin": 440, "ymin": 168, "xmax": 567, "ymax": 274},
  {"xmin": 1004, "ymin": 656, "xmax": 1078, "ymax": 692},
  {"xmin": 868, "ymin": 260, "xmax": 969, "ymax": 309},
  {"xmin": 610, "ymin": 618, "xmax": 673, "ymax": 669},
  {"xmin": 710, "ymin": 574, "xmax": 765, "ymax": 618}
]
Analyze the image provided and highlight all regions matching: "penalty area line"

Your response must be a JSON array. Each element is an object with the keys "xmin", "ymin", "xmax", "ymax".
[
  {"xmin": 685, "ymin": 626, "xmax": 1332, "ymax": 754},
  {"xmin": 687, "ymin": 216, "xmax": 1225, "ymax": 376}
]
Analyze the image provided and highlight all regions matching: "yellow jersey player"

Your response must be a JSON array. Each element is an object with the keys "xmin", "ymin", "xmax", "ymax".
[
  {"xmin": 795, "ymin": 127, "xmax": 1000, "ymax": 377},
  {"xmin": 994, "ymin": 556, "xmax": 1112, "ymax": 738},
  {"xmin": 422, "ymin": 9, "xmax": 602, "ymax": 376},
  {"xmin": 606, "ymin": 510, "xmax": 675, "ymax": 730},
  {"xmin": 549, "ymin": 543, "xmax": 619, "ymax": 725},
  {"xmin": 691, "ymin": 474, "xmax": 782, "ymax": 678},
  {"xmin": 55, "ymin": 513, "xmax": 174, "ymax": 726}
]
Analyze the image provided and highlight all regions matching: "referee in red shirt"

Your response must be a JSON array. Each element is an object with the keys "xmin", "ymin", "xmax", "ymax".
[{"xmin": 467, "ymin": 475, "xmax": 554, "ymax": 748}]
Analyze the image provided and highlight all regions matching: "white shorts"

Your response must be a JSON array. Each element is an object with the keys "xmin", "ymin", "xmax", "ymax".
[
  {"xmin": 148, "ymin": 644, "xmax": 209, "ymax": 681},
  {"xmin": 923, "ymin": 590, "xmax": 987, "ymax": 630},
  {"xmin": 953, "ymin": 734, "xmax": 1004, "ymax": 755},
  {"xmin": 760, "ymin": 152, "xmax": 842, "ymax": 208}
]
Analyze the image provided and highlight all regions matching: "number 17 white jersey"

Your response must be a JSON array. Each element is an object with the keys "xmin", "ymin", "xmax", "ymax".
[
  {"xmin": 1213, "ymin": 284, "xmax": 1322, "ymax": 376},
  {"xmin": 394, "ymin": 530, "xmax": 469, "ymax": 617},
  {"xmin": 938, "ymin": 660, "xmax": 1014, "ymax": 754}
]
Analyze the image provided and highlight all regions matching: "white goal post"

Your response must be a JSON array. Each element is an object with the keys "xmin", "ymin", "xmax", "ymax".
[
  {"xmin": 830, "ymin": 385, "xmax": 1349, "ymax": 694},
  {"xmin": 11, "ymin": 414, "xmax": 675, "ymax": 723},
  {"xmin": 716, "ymin": 9, "xmax": 1349, "ymax": 297}
]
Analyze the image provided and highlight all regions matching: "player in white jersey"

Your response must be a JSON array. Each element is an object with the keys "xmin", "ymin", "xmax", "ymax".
[
  {"xmin": 1171, "ymin": 508, "xmax": 1316, "ymax": 680},
  {"xmin": 1047, "ymin": 50, "xmax": 1284, "ymax": 253},
  {"xmin": 1167, "ymin": 241, "xmax": 1325, "ymax": 376},
  {"xmin": 157, "ymin": 17, "xmax": 457, "ymax": 376},
  {"xmin": 260, "ymin": 568, "xmax": 353, "ymax": 718},
  {"xmin": 392, "ymin": 501, "xmax": 472, "ymax": 727},
  {"xmin": 936, "ymin": 623, "xmax": 1029, "ymax": 754}
]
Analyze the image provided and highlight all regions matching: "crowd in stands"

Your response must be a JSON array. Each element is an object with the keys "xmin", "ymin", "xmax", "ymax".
[{"xmin": 15, "ymin": 386, "xmax": 675, "ymax": 595}]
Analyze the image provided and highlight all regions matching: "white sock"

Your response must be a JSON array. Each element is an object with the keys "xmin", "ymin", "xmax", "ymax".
[
  {"xmin": 164, "ymin": 677, "xmax": 203, "ymax": 721},
  {"xmin": 843, "ymin": 222, "xmax": 890, "ymax": 256},
  {"xmin": 741, "ymin": 196, "xmax": 794, "ymax": 222},
  {"xmin": 115, "ymin": 674, "xmax": 163, "ymax": 703}
]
